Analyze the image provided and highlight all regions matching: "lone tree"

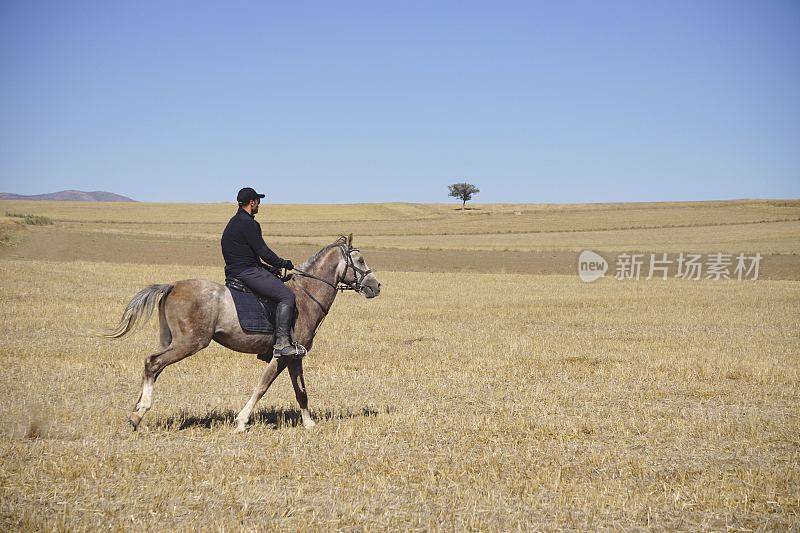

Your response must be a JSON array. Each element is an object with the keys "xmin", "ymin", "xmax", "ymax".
[{"xmin": 448, "ymin": 182, "xmax": 480, "ymax": 211}]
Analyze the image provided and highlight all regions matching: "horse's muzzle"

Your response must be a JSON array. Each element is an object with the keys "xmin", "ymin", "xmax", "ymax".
[{"xmin": 362, "ymin": 282, "xmax": 380, "ymax": 298}]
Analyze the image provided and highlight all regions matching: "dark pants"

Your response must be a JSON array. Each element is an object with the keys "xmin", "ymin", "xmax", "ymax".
[{"xmin": 236, "ymin": 267, "xmax": 295, "ymax": 307}]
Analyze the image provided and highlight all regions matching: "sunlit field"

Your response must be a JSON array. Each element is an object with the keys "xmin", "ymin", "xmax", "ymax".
[
  {"xmin": 3, "ymin": 199, "xmax": 799, "ymax": 252},
  {"xmin": 1, "ymin": 201, "xmax": 798, "ymax": 529}
]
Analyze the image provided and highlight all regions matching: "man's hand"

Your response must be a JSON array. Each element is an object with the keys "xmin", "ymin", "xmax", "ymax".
[{"xmin": 282, "ymin": 259, "xmax": 295, "ymax": 271}]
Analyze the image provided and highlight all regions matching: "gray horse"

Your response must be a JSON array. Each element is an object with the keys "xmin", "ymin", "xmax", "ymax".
[{"xmin": 103, "ymin": 235, "xmax": 381, "ymax": 432}]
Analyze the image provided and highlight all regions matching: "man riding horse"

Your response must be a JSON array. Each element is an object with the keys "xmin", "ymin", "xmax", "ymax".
[
  {"xmin": 105, "ymin": 198, "xmax": 381, "ymax": 431},
  {"xmin": 221, "ymin": 187, "xmax": 304, "ymax": 358}
]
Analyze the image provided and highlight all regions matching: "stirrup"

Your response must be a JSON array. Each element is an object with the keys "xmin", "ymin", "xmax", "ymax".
[{"xmin": 273, "ymin": 341, "xmax": 307, "ymax": 359}]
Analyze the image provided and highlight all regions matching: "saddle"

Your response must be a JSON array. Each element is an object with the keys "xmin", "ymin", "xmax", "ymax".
[{"xmin": 225, "ymin": 277, "xmax": 278, "ymax": 334}]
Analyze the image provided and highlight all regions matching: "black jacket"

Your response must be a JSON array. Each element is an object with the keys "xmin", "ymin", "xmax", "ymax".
[{"xmin": 221, "ymin": 208, "xmax": 285, "ymax": 277}]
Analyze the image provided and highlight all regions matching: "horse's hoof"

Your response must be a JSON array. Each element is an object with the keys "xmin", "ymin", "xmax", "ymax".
[
  {"xmin": 302, "ymin": 418, "xmax": 317, "ymax": 429},
  {"xmin": 128, "ymin": 414, "xmax": 141, "ymax": 431},
  {"xmin": 234, "ymin": 420, "xmax": 249, "ymax": 433}
]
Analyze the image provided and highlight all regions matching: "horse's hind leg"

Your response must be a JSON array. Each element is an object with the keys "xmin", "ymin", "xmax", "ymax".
[
  {"xmin": 128, "ymin": 340, "xmax": 208, "ymax": 430},
  {"xmin": 234, "ymin": 358, "xmax": 288, "ymax": 432},
  {"xmin": 288, "ymin": 359, "xmax": 315, "ymax": 428},
  {"xmin": 128, "ymin": 300, "xmax": 175, "ymax": 424},
  {"xmin": 158, "ymin": 301, "xmax": 172, "ymax": 349}
]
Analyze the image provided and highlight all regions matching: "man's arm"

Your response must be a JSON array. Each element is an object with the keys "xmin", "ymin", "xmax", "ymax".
[{"xmin": 242, "ymin": 220, "xmax": 285, "ymax": 268}]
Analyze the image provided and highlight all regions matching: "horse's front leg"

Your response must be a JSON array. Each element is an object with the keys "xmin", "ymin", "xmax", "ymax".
[
  {"xmin": 288, "ymin": 358, "xmax": 315, "ymax": 428},
  {"xmin": 235, "ymin": 357, "xmax": 287, "ymax": 432}
]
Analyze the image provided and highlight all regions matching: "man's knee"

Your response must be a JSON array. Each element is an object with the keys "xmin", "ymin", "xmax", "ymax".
[{"xmin": 280, "ymin": 288, "xmax": 295, "ymax": 307}]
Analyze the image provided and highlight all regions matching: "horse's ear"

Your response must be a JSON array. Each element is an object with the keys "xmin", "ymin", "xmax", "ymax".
[{"xmin": 347, "ymin": 233, "xmax": 353, "ymax": 247}]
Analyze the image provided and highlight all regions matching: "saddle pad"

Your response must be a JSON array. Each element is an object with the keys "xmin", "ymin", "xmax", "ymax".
[{"xmin": 227, "ymin": 287, "xmax": 277, "ymax": 334}]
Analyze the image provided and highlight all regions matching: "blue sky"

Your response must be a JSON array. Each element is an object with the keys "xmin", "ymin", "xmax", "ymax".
[{"xmin": 1, "ymin": 1, "xmax": 798, "ymax": 203}]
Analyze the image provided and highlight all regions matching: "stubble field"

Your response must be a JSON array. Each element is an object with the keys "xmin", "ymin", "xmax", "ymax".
[{"xmin": 0, "ymin": 200, "xmax": 798, "ymax": 530}]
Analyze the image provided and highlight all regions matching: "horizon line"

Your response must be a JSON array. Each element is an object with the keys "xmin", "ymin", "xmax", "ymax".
[{"xmin": 2, "ymin": 195, "xmax": 798, "ymax": 206}]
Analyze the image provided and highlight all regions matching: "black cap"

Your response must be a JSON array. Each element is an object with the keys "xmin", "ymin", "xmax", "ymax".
[{"xmin": 237, "ymin": 187, "xmax": 265, "ymax": 204}]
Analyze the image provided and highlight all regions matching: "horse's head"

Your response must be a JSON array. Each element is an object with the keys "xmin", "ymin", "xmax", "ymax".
[{"xmin": 337, "ymin": 234, "xmax": 381, "ymax": 299}]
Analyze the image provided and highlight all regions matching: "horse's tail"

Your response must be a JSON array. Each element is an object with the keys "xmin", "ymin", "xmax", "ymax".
[{"xmin": 99, "ymin": 284, "xmax": 174, "ymax": 339}]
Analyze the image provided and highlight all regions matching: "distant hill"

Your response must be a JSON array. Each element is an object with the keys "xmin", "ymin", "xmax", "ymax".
[{"xmin": 0, "ymin": 190, "xmax": 136, "ymax": 202}]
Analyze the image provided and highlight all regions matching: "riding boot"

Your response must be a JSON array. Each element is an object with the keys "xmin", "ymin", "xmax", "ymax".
[{"xmin": 273, "ymin": 302, "xmax": 306, "ymax": 358}]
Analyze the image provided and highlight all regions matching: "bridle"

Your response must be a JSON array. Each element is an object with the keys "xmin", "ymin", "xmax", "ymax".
[
  {"xmin": 291, "ymin": 244, "xmax": 372, "ymax": 294},
  {"xmin": 288, "ymin": 244, "xmax": 372, "ymax": 328}
]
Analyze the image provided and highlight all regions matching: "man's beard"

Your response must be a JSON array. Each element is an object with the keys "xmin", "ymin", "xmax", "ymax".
[{"xmin": 251, "ymin": 205, "xmax": 259, "ymax": 215}]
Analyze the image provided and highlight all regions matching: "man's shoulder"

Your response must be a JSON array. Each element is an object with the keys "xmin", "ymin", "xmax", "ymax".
[
  {"xmin": 224, "ymin": 212, "xmax": 241, "ymax": 228},
  {"xmin": 223, "ymin": 211, "xmax": 249, "ymax": 234}
]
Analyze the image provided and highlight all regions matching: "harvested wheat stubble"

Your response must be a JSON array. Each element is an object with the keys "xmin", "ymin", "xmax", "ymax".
[{"xmin": 1, "ymin": 257, "xmax": 798, "ymax": 530}]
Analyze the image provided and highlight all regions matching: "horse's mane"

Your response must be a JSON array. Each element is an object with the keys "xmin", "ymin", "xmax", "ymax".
[{"xmin": 297, "ymin": 235, "xmax": 348, "ymax": 271}]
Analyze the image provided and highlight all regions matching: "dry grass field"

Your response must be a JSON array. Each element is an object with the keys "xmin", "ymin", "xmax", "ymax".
[
  {"xmin": 1, "ymin": 200, "xmax": 799, "ymax": 530},
  {"xmin": 4, "ymin": 198, "xmax": 800, "ymax": 252},
  {"xmin": 3, "ymin": 199, "xmax": 800, "ymax": 279}
]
